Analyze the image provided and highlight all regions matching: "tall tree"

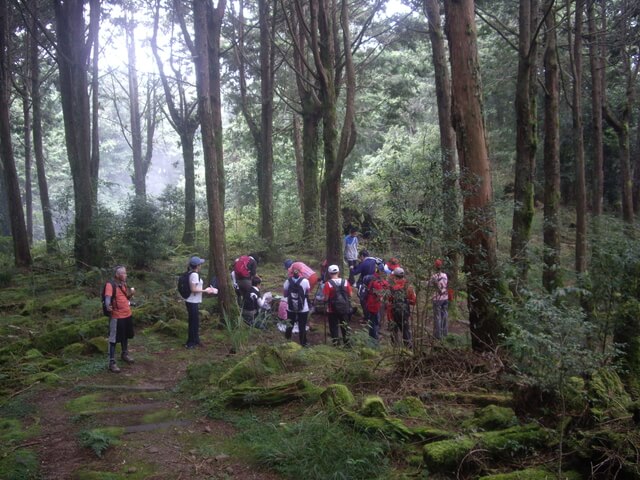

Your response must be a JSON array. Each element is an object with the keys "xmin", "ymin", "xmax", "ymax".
[
  {"xmin": 510, "ymin": 0, "xmax": 540, "ymax": 286},
  {"xmin": 587, "ymin": 0, "xmax": 604, "ymax": 216},
  {"xmin": 444, "ymin": 0, "xmax": 504, "ymax": 351},
  {"xmin": 188, "ymin": 0, "xmax": 235, "ymax": 313},
  {"xmin": 151, "ymin": 0, "xmax": 199, "ymax": 246},
  {"xmin": 542, "ymin": 0, "xmax": 562, "ymax": 292},
  {"xmin": 424, "ymin": 0, "xmax": 458, "ymax": 287},
  {"xmin": 602, "ymin": 0, "xmax": 637, "ymax": 226},
  {"xmin": 53, "ymin": 0, "xmax": 101, "ymax": 266},
  {"xmin": 0, "ymin": 1, "xmax": 32, "ymax": 267},
  {"xmin": 567, "ymin": 0, "xmax": 588, "ymax": 273}
]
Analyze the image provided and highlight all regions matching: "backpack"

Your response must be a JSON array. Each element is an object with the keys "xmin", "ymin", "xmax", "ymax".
[
  {"xmin": 177, "ymin": 271, "xmax": 194, "ymax": 299},
  {"xmin": 101, "ymin": 280, "xmax": 116, "ymax": 317},
  {"xmin": 329, "ymin": 279, "xmax": 351, "ymax": 315},
  {"xmin": 391, "ymin": 286, "xmax": 411, "ymax": 320},
  {"xmin": 287, "ymin": 277, "xmax": 306, "ymax": 312},
  {"xmin": 234, "ymin": 255, "xmax": 252, "ymax": 279}
]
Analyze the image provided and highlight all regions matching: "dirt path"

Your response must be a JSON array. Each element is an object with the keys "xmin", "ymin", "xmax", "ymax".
[{"xmin": 30, "ymin": 331, "xmax": 282, "ymax": 480}]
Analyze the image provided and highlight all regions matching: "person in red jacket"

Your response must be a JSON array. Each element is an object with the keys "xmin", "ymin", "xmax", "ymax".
[
  {"xmin": 386, "ymin": 267, "xmax": 416, "ymax": 348},
  {"xmin": 104, "ymin": 265, "xmax": 136, "ymax": 373},
  {"xmin": 322, "ymin": 265, "xmax": 353, "ymax": 346},
  {"xmin": 363, "ymin": 271, "xmax": 388, "ymax": 345}
]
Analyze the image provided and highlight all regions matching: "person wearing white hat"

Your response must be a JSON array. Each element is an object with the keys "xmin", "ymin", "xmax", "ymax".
[
  {"xmin": 185, "ymin": 256, "xmax": 216, "ymax": 349},
  {"xmin": 322, "ymin": 265, "xmax": 353, "ymax": 346}
]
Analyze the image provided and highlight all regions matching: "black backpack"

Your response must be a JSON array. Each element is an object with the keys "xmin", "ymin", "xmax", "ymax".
[
  {"xmin": 177, "ymin": 271, "xmax": 194, "ymax": 299},
  {"xmin": 287, "ymin": 277, "xmax": 306, "ymax": 312},
  {"xmin": 101, "ymin": 280, "xmax": 116, "ymax": 317},
  {"xmin": 391, "ymin": 287, "xmax": 411, "ymax": 320},
  {"xmin": 330, "ymin": 279, "xmax": 351, "ymax": 315}
]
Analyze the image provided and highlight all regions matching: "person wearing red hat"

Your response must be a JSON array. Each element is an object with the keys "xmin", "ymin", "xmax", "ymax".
[{"xmin": 430, "ymin": 259, "xmax": 449, "ymax": 339}]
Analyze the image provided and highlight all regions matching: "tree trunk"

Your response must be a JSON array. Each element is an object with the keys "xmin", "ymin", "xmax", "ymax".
[
  {"xmin": 151, "ymin": 4, "xmax": 199, "ymax": 246},
  {"xmin": 444, "ymin": 0, "xmax": 504, "ymax": 351},
  {"xmin": 126, "ymin": 15, "xmax": 145, "ymax": 199},
  {"xmin": 587, "ymin": 0, "xmax": 604, "ymax": 216},
  {"xmin": 192, "ymin": 0, "xmax": 235, "ymax": 314},
  {"xmin": 292, "ymin": 114, "xmax": 305, "ymax": 215},
  {"xmin": 22, "ymin": 92, "xmax": 33, "ymax": 244},
  {"xmin": 0, "ymin": 2, "xmax": 32, "ymax": 267},
  {"xmin": 54, "ymin": 0, "xmax": 100, "ymax": 267},
  {"xmin": 568, "ymin": 0, "xmax": 588, "ymax": 273},
  {"xmin": 425, "ymin": 0, "xmax": 458, "ymax": 288},
  {"xmin": 90, "ymin": 0, "xmax": 100, "ymax": 207},
  {"xmin": 542, "ymin": 0, "xmax": 561, "ymax": 292},
  {"xmin": 510, "ymin": 0, "xmax": 539, "ymax": 286},
  {"xmin": 30, "ymin": 5, "xmax": 56, "ymax": 252}
]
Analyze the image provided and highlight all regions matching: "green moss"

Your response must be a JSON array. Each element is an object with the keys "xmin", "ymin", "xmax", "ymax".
[
  {"xmin": 343, "ymin": 410, "xmax": 414, "ymax": 441},
  {"xmin": 142, "ymin": 409, "xmax": 180, "ymax": 424},
  {"xmin": 428, "ymin": 391, "xmax": 513, "ymax": 407},
  {"xmin": 22, "ymin": 349, "xmax": 43, "ymax": 360},
  {"xmin": 423, "ymin": 437, "xmax": 476, "ymax": 472},
  {"xmin": 32, "ymin": 318, "xmax": 106, "ymax": 353},
  {"xmin": 320, "ymin": 384, "xmax": 356, "ymax": 412},
  {"xmin": 0, "ymin": 449, "xmax": 39, "ymax": 479},
  {"xmin": 86, "ymin": 336, "xmax": 109, "ymax": 354},
  {"xmin": 41, "ymin": 293, "xmax": 86, "ymax": 313},
  {"xmin": 392, "ymin": 396, "xmax": 427, "ymax": 419},
  {"xmin": 479, "ymin": 468, "xmax": 582, "ymax": 479},
  {"xmin": 466, "ymin": 405, "xmax": 518, "ymax": 431},
  {"xmin": 26, "ymin": 371, "xmax": 61, "ymax": 385},
  {"xmin": 360, "ymin": 396, "xmax": 388, "ymax": 418},
  {"xmin": 588, "ymin": 368, "xmax": 632, "ymax": 420},
  {"xmin": 62, "ymin": 342, "xmax": 86, "ymax": 357},
  {"xmin": 410, "ymin": 426, "xmax": 455, "ymax": 441},
  {"xmin": 66, "ymin": 393, "xmax": 107, "ymax": 414},
  {"xmin": 479, "ymin": 424, "xmax": 549, "ymax": 453},
  {"xmin": 565, "ymin": 376, "xmax": 587, "ymax": 411},
  {"xmin": 0, "ymin": 418, "xmax": 31, "ymax": 444},
  {"xmin": 146, "ymin": 319, "xmax": 188, "ymax": 338},
  {"xmin": 223, "ymin": 378, "xmax": 323, "ymax": 407}
]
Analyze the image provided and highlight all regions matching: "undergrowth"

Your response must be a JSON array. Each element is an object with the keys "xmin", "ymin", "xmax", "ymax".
[{"xmin": 232, "ymin": 411, "xmax": 391, "ymax": 479}]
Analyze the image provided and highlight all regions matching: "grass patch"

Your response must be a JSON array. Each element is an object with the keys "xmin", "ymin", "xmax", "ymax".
[
  {"xmin": 232, "ymin": 411, "xmax": 391, "ymax": 479},
  {"xmin": 0, "ymin": 448, "xmax": 39, "ymax": 480}
]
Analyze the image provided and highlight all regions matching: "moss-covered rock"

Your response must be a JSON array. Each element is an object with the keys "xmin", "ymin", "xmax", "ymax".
[
  {"xmin": 217, "ymin": 343, "xmax": 302, "ymax": 388},
  {"xmin": 466, "ymin": 405, "xmax": 518, "ymax": 431},
  {"xmin": 32, "ymin": 318, "xmax": 107, "ymax": 353},
  {"xmin": 146, "ymin": 319, "xmax": 188, "ymax": 338},
  {"xmin": 23, "ymin": 348, "xmax": 43, "ymax": 360},
  {"xmin": 478, "ymin": 469, "xmax": 582, "ymax": 479},
  {"xmin": 423, "ymin": 437, "xmax": 476, "ymax": 472},
  {"xmin": 392, "ymin": 396, "xmax": 427, "ymax": 419},
  {"xmin": 26, "ymin": 371, "xmax": 61, "ymax": 385},
  {"xmin": 86, "ymin": 336, "xmax": 109, "ymax": 354},
  {"xmin": 343, "ymin": 410, "xmax": 415, "ymax": 441},
  {"xmin": 320, "ymin": 384, "xmax": 356, "ymax": 412},
  {"xmin": 588, "ymin": 368, "xmax": 632, "ymax": 420},
  {"xmin": 223, "ymin": 378, "xmax": 323, "ymax": 407},
  {"xmin": 62, "ymin": 342, "xmax": 87, "ymax": 357},
  {"xmin": 360, "ymin": 396, "xmax": 388, "ymax": 418},
  {"xmin": 41, "ymin": 293, "xmax": 86, "ymax": 313},
  {"xmin": 565, "ymin": 376, "xmax": 588, "ymax": 412}
]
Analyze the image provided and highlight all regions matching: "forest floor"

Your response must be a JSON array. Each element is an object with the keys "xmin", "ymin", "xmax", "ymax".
[{"xmin": 19, "ymin": 300, "xmax": 468, "ymax": 480}]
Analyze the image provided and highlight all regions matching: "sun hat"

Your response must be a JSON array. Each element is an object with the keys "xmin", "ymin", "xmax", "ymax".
[{"xmin": 328, "ymin": 264, "xmax": 339, "ymax": 274}]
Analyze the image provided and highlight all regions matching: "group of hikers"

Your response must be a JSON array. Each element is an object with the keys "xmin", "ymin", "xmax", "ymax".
[{"xmin": 102, "ymin": 227, "xmax": 449, "ymax": 372}]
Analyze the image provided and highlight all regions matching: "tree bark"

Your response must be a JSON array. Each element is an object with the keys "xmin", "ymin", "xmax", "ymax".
[
  {"xmin": 292, "ymin": 114, "xmax": 305, "ymax": 215},
  {"xmin": 90, "ymin": 0, "xmax": 100, "ymax": 207},
  {"xmin": 0, "ymin": 2, "xmax": 32, "ymax": 267},
  {"xmin": 192, "ymin": 0, "xmax": 235, "ymax": 314},
  {"xmin": 444, "ymin": 0, "xmax": 504, "ymax": 351},
  {"xmin": 568, "ymin": 0, "xmax": 588, "ymax": 273},
  {"xmin": 510, "ymin": 0, "xmax": 539, "ymax": 286},
  {"xmin": 54, "ymin": 0, "xmax": 100, "ymax": 267},
  {"xmin": 587, "ymin": 0, "xmax": 604, "ymax": 216},
  {"xmin": 542, "ymin": 0, "xmax": 561, "ymax": 292},
  {"xmin": 425, "ymin": 0, "xmax": 458, "ymax": 288},
  {"xmin": 30, "ymin": 5, "xmax": 56, "ymax": 252},
  {"xmin": 22, "ymin": 90, "xmax": 33, "ymax": 244}
]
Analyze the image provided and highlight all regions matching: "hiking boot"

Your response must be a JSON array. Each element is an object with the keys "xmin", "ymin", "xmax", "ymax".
[
  {"xmin": 121, "ymin": 352, "xmax": 135, "ymax": 364},
  {"xmin": 108, "ymin": 362, "xmax": 121, "ymax": 373}
]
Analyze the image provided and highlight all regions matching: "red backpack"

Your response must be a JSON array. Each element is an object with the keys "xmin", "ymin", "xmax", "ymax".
[{"xmin": 234, "ymin": 255, "xmax": 252, "ymax": 279}]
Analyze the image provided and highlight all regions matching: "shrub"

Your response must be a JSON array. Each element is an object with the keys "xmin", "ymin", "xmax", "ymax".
[{"xmin": 119, "ymin": 197, "xmax": 170, "ymax": 269}]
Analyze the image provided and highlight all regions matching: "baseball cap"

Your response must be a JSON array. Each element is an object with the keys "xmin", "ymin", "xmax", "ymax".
[
  {"xmin": 328, "ymin": 264, "xmax": 339, "ymax": 274},
  {"xmin": 189, "ymin": 256, "xmax": 206, "ymax": 267},
  {"xmin": 284, "ymin": 259, "xmax": 294, "ymax": 269},
  {"xmin": 392, "ymin": 267, "xmax": 405, "ymax": 277}
]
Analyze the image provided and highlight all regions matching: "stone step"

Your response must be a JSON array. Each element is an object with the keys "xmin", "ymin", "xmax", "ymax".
[
  {"xmin": 123, "ymin": 420, "xmax": 190, "ymax": 434},
  {"xmin": 76, "ymin": 384, "xmax": 166, "ymax": 392}
]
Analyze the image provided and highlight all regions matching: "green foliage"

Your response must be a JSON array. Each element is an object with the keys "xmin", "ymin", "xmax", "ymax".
[
  {"xmin": 234, "ymin": 412, "xmax": 390, "ymax": 479},
  {"xmin": 0, "ymin": 449, "xmax": 39, "ymax": 480},
  {"xmin": 78, "ymin": 427, "xmax": 123, "ymax": 457}
]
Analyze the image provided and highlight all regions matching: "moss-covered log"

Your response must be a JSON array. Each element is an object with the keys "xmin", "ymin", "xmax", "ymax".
[
  {"xmin": 32, "ymin": 318, "xmax": 107, "ymax": 353},
  {"xmin": 423, "ymin": 424, "xmax": 549, "ymax": 473},
  {"xmin": 423, "ymin": 391, "xmax": 512, "ymax": 407},
  {"xmin": 464, "ymin": 405, "xmax": 518, "ymax": 431},
  {"xmin": 360, "ymin": 396, "xmax": 388, "ymax": 418},
  {"xmin": 222, "ymin": 378, "xmax": 323, "ymax": 406},
  {"xmin": 478, "ymin": 469, "xmax": 582, "ymax": 479}
]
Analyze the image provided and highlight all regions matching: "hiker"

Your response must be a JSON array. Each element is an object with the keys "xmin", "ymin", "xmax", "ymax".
[
  {"xmin": 242, "ymin": 276, "xmax": 270, "ymax": 328},
  {"xmin": 351, "ymin": 250, "xmax": 381, "ymax": 288},
  {"xmin": 232, "ymin": 254, "xmax": 258, "ymax": 306},
  {"xmin": 104, "ymin": 265, "xmax": 136, "ymax": 373},
  {"xmin": 430, "ymin": 259, "xmax": 449, "ymax": 339},
  {"xmin": 283, "ymin": 268, "xmax": 311, "ymax": 346},
  {"xmin": 283, "ymin": 259, "xmax": 319, "ymax": 290},
  {"xmin": 362, "ymin": 269, "xmax": 389, "ymax": 345},
  {"xmin": 322, "ymin": 265, "xmax": 353, "ymax": 346},
  {"xmin": 184, "ymin": 256, "xmax": 217, "ymax": 349},
  {"xmin": 344, "ymin": 227, "xmax": 359, "ymax": 284},
  {"xmin": 386, "ymin": 267, "xmax": 416, "ymax": 349},
  {"xmin": 384, "ymin": 257, "xmax": 402, "ymax": 275}
]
